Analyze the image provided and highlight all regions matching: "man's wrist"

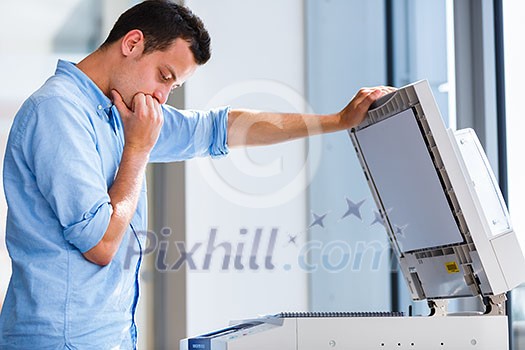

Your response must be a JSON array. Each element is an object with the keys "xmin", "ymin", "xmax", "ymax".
[{"xmin": 123, "ymin": 144, "xmax": 151, "ymax": 158}]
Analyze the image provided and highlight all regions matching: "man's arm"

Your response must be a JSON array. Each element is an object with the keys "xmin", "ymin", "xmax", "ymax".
[
  {"xmin": 83, "ymin": 86, "xmax": 391, "ymax": 265},
  {"xmin": 227, "ymin": 87, "xmax": 394, "ymax": 147},
  {"xmin": 83, "ymin": 91, "xmax": 163, "ymax": 266}
]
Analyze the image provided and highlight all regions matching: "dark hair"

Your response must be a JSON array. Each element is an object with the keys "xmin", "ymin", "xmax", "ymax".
[{"xmin": 100, "ymin": 0, "xmax": 211, "ymax": 65}]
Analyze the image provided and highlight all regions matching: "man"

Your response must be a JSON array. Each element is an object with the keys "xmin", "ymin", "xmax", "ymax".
[{"xmin": 0, "ymin": 0, "xmax": 393, "ymax": 349}]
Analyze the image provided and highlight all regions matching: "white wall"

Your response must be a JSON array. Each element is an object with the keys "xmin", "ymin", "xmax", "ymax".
[{"xmin": 184, "ymin": 0, "xmax": 309, "ymax": 336}]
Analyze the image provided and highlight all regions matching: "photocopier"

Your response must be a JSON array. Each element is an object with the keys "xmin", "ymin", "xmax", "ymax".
[{"xmin": 181, "ymin": 80, "xmax": 525, "ymax": 349}]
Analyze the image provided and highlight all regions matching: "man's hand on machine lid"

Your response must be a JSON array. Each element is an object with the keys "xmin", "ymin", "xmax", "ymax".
[{"xmin": 338, "ymin": 86, "xmax": 397, "ymax": 129}]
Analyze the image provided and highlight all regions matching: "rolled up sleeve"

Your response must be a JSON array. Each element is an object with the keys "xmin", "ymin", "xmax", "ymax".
[
  {"xmin": 21, "ymin": 98, "xmax": 111, "ymax": 252},
  {"xmin": 62, "ymin": 198, "xmax": 112, "ymax": 253},
  {"xmin": 150, "ymin": 105, "xmax": 230, "ymax": 162}
]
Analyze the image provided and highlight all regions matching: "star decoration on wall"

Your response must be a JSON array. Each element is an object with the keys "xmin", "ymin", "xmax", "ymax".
[
  {"xmin": 309, "ymin": 212, "xmax": 328, "ymax": 228},
  {"xmin": 341, "ymin": 197, "xmax": 366, "ymax": 221},
  {"xmin": 370, "ymin": 210, "xmax": 385, "ymax": 226},
  {"xmin": 307, "ymin": 197, "xmax": 399, "ymax": 237},
  {"xmin": 287, "ymin": 234, "xmax": 298, "ymax": 245},
  {"xmin": 393, "ymin": 224, "xmax": 408, "ymax": 237},
  {"xmin": 370, "ymin": 208, "xmax": 392, "ymax": 227}
]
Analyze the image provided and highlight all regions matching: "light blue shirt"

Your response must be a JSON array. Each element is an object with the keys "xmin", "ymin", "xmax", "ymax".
[{"xmin": 0, "ymin": 60, "xmax": 229, "ymax": 349}]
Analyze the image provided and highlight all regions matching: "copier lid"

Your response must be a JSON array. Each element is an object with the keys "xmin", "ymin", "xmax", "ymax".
[{"xmin": 349, "ymin": 80, "xmax": 525, "ymax": 300}]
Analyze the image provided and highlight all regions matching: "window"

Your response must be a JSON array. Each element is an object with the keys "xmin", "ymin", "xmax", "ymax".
[
  {"xmin": 503, "ymin": 1, "xmax": 525, "ymax": 348},
  {"xmin": 306, "ymin": 0, "xmax": 390, "ymax": 312},
  {"xmin": 305, "ymin": 0, "xmax": 455, "ymax": 314}
]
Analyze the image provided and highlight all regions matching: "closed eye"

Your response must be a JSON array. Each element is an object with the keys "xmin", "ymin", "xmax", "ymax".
[{"xmin": 170, "ymin": 84, "xmax": 182, "ymax": 94}]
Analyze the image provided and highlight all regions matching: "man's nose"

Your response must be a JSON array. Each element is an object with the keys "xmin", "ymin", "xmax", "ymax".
[{"xmin": 153, "ymin": 88, "xmax": 169, "ymax": 105}]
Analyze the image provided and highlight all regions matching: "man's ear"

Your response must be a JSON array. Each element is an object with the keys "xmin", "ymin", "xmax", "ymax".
[{"xmin": 120, "ymin": 29, "xmax": 145, "ymax": 57}]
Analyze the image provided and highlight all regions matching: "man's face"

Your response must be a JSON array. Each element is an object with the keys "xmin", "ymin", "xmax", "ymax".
[{"xmin": 112, "ymin": 37, "xmax": 198, "ymax": 107}]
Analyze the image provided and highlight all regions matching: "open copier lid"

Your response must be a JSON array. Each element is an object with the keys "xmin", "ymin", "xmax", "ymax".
[{"xmin": 350, "ymin": 80, "xmax": 525, "ymax": 303}]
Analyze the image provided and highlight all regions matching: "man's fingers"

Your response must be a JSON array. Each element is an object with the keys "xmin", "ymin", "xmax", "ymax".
[
  {"xmin": 353, "ymin": 86, "xmax": 397, "ymax": 110},
  {"xmin": 132, "ymin": 93, "xmax": 147, "ymax": 113},
  {"xmin": 111, "ymin": 89, "xmax": 125, "ymax": 108},
  {"xmin": 145, "ymin": 94, "xmax": 157, "ymax": 108},
  {"xmin": 145, "ymin": 95, "xmax": 164, "ymax": 127},
  {"xmin": 340, "ymin": 85, "xmax": 397, "ymax": 129},
  {"xmin": 351, "ymin": 88, "xmax": 381, "ymax": 110},
  {"xmin": 111, "ymin": 89, "xmax": 132, "ymax": 115},
  {"xmin": 358, "ymin": 90, "xmax": 383, "ymax": 112},
  {"xmin": 374, "ymin": 85, "xmax": 397, "ymax": 96}
]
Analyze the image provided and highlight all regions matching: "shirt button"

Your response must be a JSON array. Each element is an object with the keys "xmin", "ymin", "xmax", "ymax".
[{"xmin": 97, "ymin": 105, "xmax": 103, "ymax": 110}]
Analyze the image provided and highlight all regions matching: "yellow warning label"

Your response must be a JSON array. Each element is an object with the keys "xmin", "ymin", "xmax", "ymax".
[{"xmin": 445, "ymin": 261, "xmax": 460, "ymax": 274}]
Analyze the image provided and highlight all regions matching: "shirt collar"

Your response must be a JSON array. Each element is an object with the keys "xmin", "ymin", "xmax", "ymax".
[{"xmin": 55, "ymin": 59, "xmax": 113, "ymax": 113}]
